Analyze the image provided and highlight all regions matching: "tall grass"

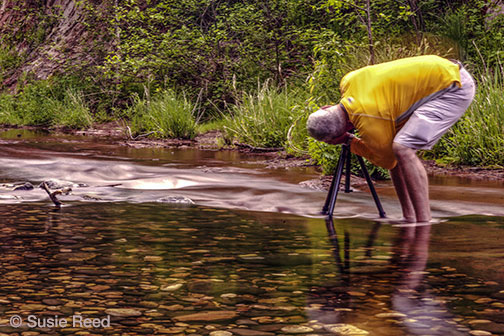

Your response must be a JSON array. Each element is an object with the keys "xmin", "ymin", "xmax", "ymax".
[
  {"xmin": 430, "ymin": 67, "xmax": 504, "ymax": 167},
  {"xmin": 128, "ymin": 89, "xmax": 200, "ymax": 139},
  {"xmin": 222, "ymin": 81, "xmax": 308, "ymax": 148},
  {"xmin": 0, "ymin": 81, "xmax": 92, "ymax": 128}
]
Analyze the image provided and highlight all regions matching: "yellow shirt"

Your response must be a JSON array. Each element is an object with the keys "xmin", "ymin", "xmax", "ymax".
[{"xmin": 339, "ymin": 55, "xmax": 461, "ymax": 169}]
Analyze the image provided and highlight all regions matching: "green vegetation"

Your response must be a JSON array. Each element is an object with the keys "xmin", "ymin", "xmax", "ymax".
[
  {"xmin": 127, "ymin": 89, "xmax": 201, "ymax": 140},
  {"xmin": 222, "ymin": 82, "xmax": 308, "ymax": 148},
  {"xmin": 0, "ymin": 0, "xmax": 502, "ymax": 171},
  {"xmin": 0, "ymin": 80, "xmax": 92, "ymax": 128}
]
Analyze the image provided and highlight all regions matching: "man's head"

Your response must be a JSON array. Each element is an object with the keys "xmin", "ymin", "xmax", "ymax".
[{"xmin": 306, "ymin": 105, "xmax": 352, "ymax": 144}]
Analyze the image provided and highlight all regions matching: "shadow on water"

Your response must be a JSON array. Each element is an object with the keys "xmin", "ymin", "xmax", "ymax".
[{"xmin": 0, "ymin": 130, "xmax": 503, "ymax": 335}]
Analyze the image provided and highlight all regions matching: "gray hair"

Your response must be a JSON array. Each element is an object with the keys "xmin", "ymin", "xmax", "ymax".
[{"xmin": 306, "ymin": 105, "xmax": 347, "ymax": 142}]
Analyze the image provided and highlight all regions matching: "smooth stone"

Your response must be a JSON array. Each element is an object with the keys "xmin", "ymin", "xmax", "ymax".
[
  {"xmin": 13, "ymin": 182, "xmax": 34, "ymax": 191},
  {"xmin": 469, "ymin": 331, "xmax": 492, "ymax": 336},
  {"xmin": 324, "ymin": 324, "xmax": 369, "ymax": 335},
  {"xmin": 105, "ymin": 308, "xmax": 142, "ymax": 317},
  {"xmin": 228, "ymin": 329, "xmax": 275, "ymax": 336},
  {"xmin": 42, "ymin": 299, "xmax": 63, "ymax": 306},
  {"xmin": 160, "ymin": 304, "xmax": 184, "ymax": 311},
  {"xmin": 174, "ymin": 311, "xmax": 237, "ymax": 322},
  {"xmin": 158, "ymin": 327, "xmax": 186, "ymax": 334},
  {"xmin": 221, "ymin": 293, "xmax": 238, "ymax": 299},
  {"xmin": 375, "ymin": 312, "xmax": 407, "ymax": 318},
  {"xmin": 210, "ymin": 331, "xmax": 233, "ymax": 336},
  {"xmin": 161, "ymin": 284, "xmax": 183, "ymax": 291},
  {"xmin": 20, "ymin": 304, "xmax": 46, "ymax": 311},
  {"xmin": 236, "ymin": 319, "xmax": 259, "ymax": 325},
  {"xmin": 477, "ymin": 323, "xmax": 504, "ymax": 334},
  {"xmin": 281, "ymin": 325, "xmax": 314, "ymax": 333}
]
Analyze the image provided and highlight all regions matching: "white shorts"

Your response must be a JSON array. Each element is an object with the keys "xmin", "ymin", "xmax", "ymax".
[{"xmin": 394, "ymin": 66, "xmax": 476, "ymax": 150}]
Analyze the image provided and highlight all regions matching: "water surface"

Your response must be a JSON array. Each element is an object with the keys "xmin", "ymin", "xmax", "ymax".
[{"xmin": 0, "ymin": 129, "xmax": 503, "ymax": 335}]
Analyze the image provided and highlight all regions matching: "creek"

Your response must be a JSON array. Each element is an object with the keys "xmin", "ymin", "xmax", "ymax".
[{"xmin": 0, "ymin": 129, "xmax": 503, "ymax": 335}]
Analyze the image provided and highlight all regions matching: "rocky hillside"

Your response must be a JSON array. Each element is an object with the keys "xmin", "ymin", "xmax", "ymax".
[{"xmin": 0, "ymin": 0, "xmax": 113, "ymax": 87}]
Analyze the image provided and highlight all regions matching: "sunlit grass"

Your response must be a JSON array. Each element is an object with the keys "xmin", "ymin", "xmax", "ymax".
[
  {"xmin": 127, "ymin": 89, "xmax": 200, "ymax": 139},
  {"xmin": 222, "ymin": 81, "xmax": 308, "ymax": 148}
]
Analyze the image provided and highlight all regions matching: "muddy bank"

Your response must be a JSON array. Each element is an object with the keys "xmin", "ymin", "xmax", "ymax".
[{"xmin": 2, "ymin": 123, "xmax": 503, "ymax": 188}]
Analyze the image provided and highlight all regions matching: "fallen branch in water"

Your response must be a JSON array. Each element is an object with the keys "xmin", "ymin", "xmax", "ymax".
[
  {"xmin": 126, "ymin": 126, "xmax": 155, "ymax": 140},
  {"xmin": 40, "ymin": 182, "xmax": 72, "ymax": 208},
  {"xmin": 233, "ymin": 142, "xmax": 283, "ymax": 152}
]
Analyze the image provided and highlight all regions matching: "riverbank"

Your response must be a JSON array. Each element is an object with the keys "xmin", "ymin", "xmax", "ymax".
[{"xmin": 2, "ymin": 123, "xmax": 503, "ymax": 189}]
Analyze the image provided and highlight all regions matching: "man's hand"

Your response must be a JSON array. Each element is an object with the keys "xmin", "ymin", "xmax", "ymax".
[{"xmin": 326, "ymin": 132, "xmax": 353, "ymax": 145}]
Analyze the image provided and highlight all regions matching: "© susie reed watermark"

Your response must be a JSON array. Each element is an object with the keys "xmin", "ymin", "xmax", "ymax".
[{"xmin": 9, "ymin": 314, "xmax": 111, "ymax": 329}]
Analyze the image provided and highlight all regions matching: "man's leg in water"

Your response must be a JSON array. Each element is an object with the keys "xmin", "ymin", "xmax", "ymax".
[{"xmin": 392, "ymin": 143, "xmax": 431, "ymax": 223}]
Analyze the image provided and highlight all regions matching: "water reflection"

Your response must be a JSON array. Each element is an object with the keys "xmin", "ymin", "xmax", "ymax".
[
  {"xmin": 317, "ymin": 219, "xmax": 495, "ymax": 335},
  {"xmin": 0, "ymin": 203, "xmax": 503, "ymax": 335}
]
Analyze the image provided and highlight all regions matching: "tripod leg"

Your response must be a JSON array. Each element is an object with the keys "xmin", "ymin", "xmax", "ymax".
[
  {"xmin": 322, "ymin": 145, "xmax": 347, "ymax": 216},
  {"xmin": 357, "ymin": 155, "xmax": 386, "ymax": 218},
  {"xmin": 344, "ymin": 145, "xmax": 352, "ymax": 193}
]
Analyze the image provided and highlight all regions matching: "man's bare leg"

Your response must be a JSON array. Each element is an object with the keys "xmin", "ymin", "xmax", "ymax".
[
  {"xmin": 392, "ymin": 142, "xmax": 431, "ymax": 223},
  {"xmin": 390, "ymin": 165, "xmax": 416, "ymax": 223}
]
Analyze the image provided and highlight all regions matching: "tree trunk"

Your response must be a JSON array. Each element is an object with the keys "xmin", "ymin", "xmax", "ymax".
[{"xmin": 365, "ymin": 0, "xmax": 375, "ymax": 65}]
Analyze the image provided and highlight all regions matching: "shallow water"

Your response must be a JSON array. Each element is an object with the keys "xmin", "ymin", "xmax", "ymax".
[{"xmin": 0, "ymin": 129, "xmax": 503, "ymax": 335}]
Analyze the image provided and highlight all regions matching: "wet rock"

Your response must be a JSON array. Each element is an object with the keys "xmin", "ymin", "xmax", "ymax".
[
  {"xmin": 469, "ymin": 331, "xmax": 492, "ymax": 336},
  {"xmin": 173, "ymin": 311, "xmax": 238, "ymax": 322},
  {"xmin": 477, "ymin": 322, "xmax": 504, "ymax": 334},
  {"xmin": 210, "ymin": 331, "xmax": 233, "ymax": 336},
  {"xmin": 20, "ymin": 304, "xmax": 46, "ymax": 311},
  {"xmin": 42, "ymin": 299, "xmax": 63, "ymax": 306},
  {"xmin": 161, "ymin": 284, "xmax": 183, "ymax": 292},
  {"xmin": 40, "ymin": 179, "xmax": 82, "ymax": 189},
  {"xmin": 375, "ymin": 312, "xmax": 407, "ymax": 318},
  {"xmin": 13, "ymin": 182, "xmax": 34, "ymax": 191},
  {"xmin": 228, "ymin": 329, "xmax": 275, "ymax": 336},
  {"xmin": 160, "ymin": 304, "xmax": 184, "ymax": 311},
  {"xmin": 255, "ymin": 325, "xmax": 285, "ymax": 332},
  {"xmin": 281, "ymin": 325, "xmax": 314, "ymax": 333},
  {"xmin": 104, "ymin": 308, "xmax": 142, "ymax": 317},
  {"xmin": 158, "ymin": 327, "xmax": 187, "ymax": 334},
  {"xmin": 157, "ymin": 196, "xmax": 195, "ymax": 204},
  {"xmin": 221, "ymin": 293, "xmax": 238, "ymax": 299},
  {"xmin": 324, "ymin": 324, "xmax": 369, "ymax": 335}
]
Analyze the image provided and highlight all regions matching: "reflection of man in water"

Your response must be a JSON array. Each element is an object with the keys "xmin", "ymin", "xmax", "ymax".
[
  {"xmin": 307, "ymin": 56, "xmax": 475, "ymax": 223},
  {"xmin": 390, "ymin": 224, "xmax": 469, "ymax": 336},
  {"xmin": 310, "ymin": 221, "xmax": 471, "ymax": 335}
]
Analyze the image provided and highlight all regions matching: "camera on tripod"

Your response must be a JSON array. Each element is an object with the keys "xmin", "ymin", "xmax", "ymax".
[{"xmin": 322, "ymin": 138, "xmax": 386, "ymax": 219}]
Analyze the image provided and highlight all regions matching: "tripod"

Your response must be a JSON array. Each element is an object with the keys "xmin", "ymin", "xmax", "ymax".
[{"xmin": 322, "ymin": 143, "xmax": 386, "ymax": 218}]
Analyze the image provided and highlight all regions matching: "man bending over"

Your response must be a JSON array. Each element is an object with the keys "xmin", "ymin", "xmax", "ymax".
[{"xmin": 307, "ymin": 55, "xmax": 475, "ymax": 223}]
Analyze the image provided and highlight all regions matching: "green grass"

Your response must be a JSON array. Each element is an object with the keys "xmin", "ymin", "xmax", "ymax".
[
  {"xmin": 127, "ymin": 89, "xmax": 200, "ymax": 139},
  {"xmin": 197, "ymin": 119, "xmax": 227, "ymax": 134},
  {"xmin": 222, "ymin": 81, "xmax": 308, "ymax": 148},
  {"xmin": 429, "ymin": 67, "xmax": 504, "ymax": 167},
  {"xmin": 0, "ymin": 81, "xmax": 93, "ymax": 128}
]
